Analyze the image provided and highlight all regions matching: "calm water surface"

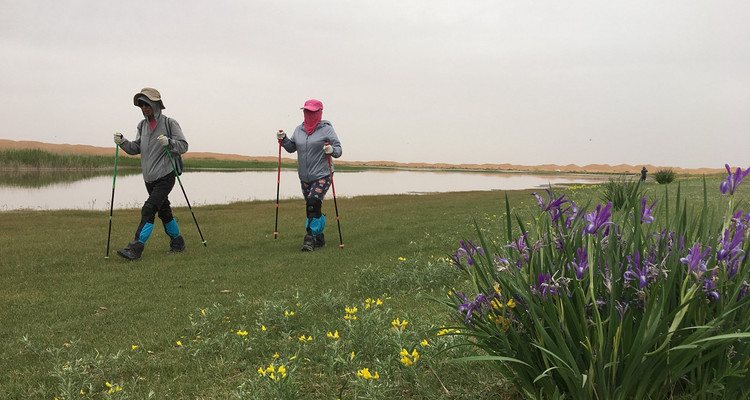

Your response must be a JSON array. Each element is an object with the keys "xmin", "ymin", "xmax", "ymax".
[{"xmin": 0, "ymin": 170, "xmax": 611, "ymax": 211}]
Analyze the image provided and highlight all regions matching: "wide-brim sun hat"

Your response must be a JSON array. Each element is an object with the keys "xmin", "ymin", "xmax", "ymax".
[
  {"xmin": 133, "ymin": 87, "xmax": 165, "ymax": 109},
  {"xmin": 301, "ymin": 99, "xmax": 323, "ymax": 112}
]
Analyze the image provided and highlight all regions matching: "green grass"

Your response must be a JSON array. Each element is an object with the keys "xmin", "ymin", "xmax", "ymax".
[
  {"xmin": 0, "ymin": 148, "xmax": 141, "ymax": 169},
  {"xmin": 0, "ymin": 148, "xmax": 371, "ymax": 172},
  {"xmin": 1, "ymin": 176, "xmax": 741, "ymax": 399},
  {"xmin": 0, "ymin": 189, "xmax": 528, "ymax": 399}
]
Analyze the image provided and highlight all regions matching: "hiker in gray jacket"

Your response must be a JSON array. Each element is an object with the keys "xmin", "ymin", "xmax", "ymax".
[
  {"xmin": 113, "ymin": 87, "xmax": 189, "ymax": 260},
  {"xmin": 277, "ymin": 99, "xmax": 343, "ymax": 251}
]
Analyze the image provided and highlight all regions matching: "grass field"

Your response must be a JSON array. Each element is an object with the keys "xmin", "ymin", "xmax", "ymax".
[{"xmin": 0, "ymin": 173, "xmax": 741, "ymax": 399}]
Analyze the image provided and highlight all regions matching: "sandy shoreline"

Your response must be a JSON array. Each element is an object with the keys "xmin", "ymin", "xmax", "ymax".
[{"xmin": 0, "ymin": 139, "xmax": 724, "ymax": 175}]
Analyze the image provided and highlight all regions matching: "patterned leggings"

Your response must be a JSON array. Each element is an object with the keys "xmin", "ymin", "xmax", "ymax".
[{"xmin": 300, "ymin": 176, "xmax": 331, "ymax": 201}]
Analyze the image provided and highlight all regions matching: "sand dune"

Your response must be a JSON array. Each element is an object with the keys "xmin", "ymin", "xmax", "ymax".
[{"xmin": 0, "ymin": 139, "xmax": 724, "ymax": 175}]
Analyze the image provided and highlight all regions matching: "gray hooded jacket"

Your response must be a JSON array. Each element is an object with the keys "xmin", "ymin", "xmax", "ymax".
[
  {"xmin": 119, "ymin": 98, "xmax": 189, "ymax": 183},
  {"xmin": 281, "ymin": 120, "xmax": 342, "ymax": 182}
]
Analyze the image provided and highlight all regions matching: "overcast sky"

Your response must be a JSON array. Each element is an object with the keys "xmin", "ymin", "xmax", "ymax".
[{"xmin": 1, "ymin": 1, "xmax": 748, "ymax": 169}]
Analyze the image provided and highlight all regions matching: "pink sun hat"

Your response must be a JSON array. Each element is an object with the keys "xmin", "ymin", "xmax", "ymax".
[{"xmin": 301, "ymin": 99, "xmax": 323, "ymax": 112}]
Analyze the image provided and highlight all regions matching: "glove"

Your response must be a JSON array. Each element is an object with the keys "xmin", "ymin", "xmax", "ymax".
[
  {"xmin": 276, "ymin": 130, "xmax": 286, "ymax": 140},
  {"xmin": 114, "ymin": 133, "xmax": 125, "ymax": 145},
  {"xmin": 323, "ymin": 144, "xmax": 333, "ymax": 155},
  {"xmin": 157, "ymin": 134, "xmax": 170, "ymax": 147}
]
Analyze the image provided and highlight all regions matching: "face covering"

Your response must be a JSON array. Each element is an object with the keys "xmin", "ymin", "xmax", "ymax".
[{"xmin": 303, "ymin": 110, "xmax": 322, "ymax": 135}]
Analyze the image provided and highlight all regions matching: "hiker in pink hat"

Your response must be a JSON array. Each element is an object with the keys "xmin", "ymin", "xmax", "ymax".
[{"xmin": 277, "ymin": 99, "xmax": 343, "ymax": 251}]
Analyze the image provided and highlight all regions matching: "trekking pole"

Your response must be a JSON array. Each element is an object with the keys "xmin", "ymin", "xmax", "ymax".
[
  {"xmin": 165, "ymin": 147, "xmax": 207, "ymax": 247},
  {"xmin": 325, "ymin": 142, "xmax": 344, "ymax": 248},
  {"xmin": 105, "ymin": 140, "xmax": 120, "ymax": 258},
  {"xmin": 274, "ymin": 131, "xmax": 282, "ymax": 239}
]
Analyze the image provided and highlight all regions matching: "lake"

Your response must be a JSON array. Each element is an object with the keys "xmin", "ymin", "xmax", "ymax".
[{"xmin": 0, "ymin": 169, "xmax": 612, "ymax": 211}]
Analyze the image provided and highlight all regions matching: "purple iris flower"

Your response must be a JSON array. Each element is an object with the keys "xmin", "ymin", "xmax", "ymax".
[
  {"xmin": 702, "ymin": 271, "xmax": 720, "ymax": 301},
  {"xmin": 532, "ymin": 189, "xmax": 569, "ymax": 222},
  {"xmin": 583, "ymin": 202, "xmax": 614, "ymax": 235},
  {"xmin": 731, "ymin": 210, "xmax": 750, "ymax": 231},
  {"xmin": 455, "ymin": 291, "xmax": 469, "ymax": 314},
  {"xmin": 506, "ymin": 232, "xmax": 531, "ymax": 263},
  {"xmin": 564, "ymin": 202, "xmax": 579, "ymax": 230},
  {"xmin": 535, "ymin": 273, "xmax": 558, "ymax": 299},
  {"xmin": 640, "ymin": 197, "xmax": 657, "ymax": 224},
  {"xmin": 717, "ymin": 227, "xmax": 745, "ymax": 278},
  {"xmin": 738, "ymin": 281, "xmax": 749, "ymax": 301},
  {"xmin": 451, "ymin": 239, "xmax": 485, "ymax": 268},
  {"xmin": 679, "ymin": 243, "xmax": 711, "ymax": 277},
  {"xmin": 615, "ymin": 301, "xmax": 630, "ymax": 321},
  {"xmin": 624, "ymin": 252, "xmax": 649, "ymax": 290},
  {"xmin": 719, "ymin": 164, "xmax": 750, "ymax": 195},
  {"xmin": 568, "ymin": 247, "xmax": 588, "ymax": 279},
  {"xmin": 456, "ymin": 291, "xmax": 495, "ymax": 324}
]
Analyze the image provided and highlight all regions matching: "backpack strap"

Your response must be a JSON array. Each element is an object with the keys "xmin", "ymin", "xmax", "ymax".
[{"xmin": 164, "ymin": 117, "xmax": 172, "ymax": 139}]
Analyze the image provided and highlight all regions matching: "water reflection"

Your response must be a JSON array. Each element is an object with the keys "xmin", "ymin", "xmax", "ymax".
[
  {"xmin": 0, "ymin": 169, "xmax": 611, "ymax": 211},
  {"xmin": 0, "ymin": 169, "xmax": 139, "ymax": 188}
]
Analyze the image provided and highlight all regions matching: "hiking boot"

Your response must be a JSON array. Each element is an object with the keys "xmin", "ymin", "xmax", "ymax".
[
  {"xmin": 314, "ymin": 233, "xmax": 326, "ymax": 248},
  {"xmin": 117, "ymin": 240, "xmax": 144, "ymax": 260},
  {"xmin": 168, "ymin": 236, "xmax": 186, "ymax": 254},
  {"xmin": 301, "ymin": 234, "xmax": 315, "ymax": 252}
]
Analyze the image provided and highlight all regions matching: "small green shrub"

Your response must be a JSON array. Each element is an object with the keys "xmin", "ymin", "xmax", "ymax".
[
  {"xmin": 600, "ymin": 176, "xmax": 643, "ymax": 211},
  {"xmin": 654, "ymin": 168, "xmax": 677, "ymax": 184}
]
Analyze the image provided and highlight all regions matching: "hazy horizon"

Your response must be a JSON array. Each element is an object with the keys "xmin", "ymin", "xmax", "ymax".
[{"xmin": 2, "ymin": 1, "xmax": 748, "ymax": 170}]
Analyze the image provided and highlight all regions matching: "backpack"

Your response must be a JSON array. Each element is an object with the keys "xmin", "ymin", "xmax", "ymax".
[{"xmin": 164, "ymin": 117, "xmax": 183, "ymax": 175}]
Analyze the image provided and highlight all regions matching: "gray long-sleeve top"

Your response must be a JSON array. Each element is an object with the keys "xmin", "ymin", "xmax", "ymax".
[
  {"xmin": 120, "ymin": 113, "xmax": 188, "ymax": 183},
  {"xmin": 281, "ymin": 120, "xmax": 342, "ymax": 182}
]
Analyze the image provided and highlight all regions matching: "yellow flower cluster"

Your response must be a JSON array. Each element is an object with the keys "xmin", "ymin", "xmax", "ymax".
[
  {"xmin": 284, "ymin": 310, "xmax": 295, "ymax": 317},
  {"xmin": 400, "ymin": 348, "xmax": 420, "ymax": 366},
  {"xmin": 364, "ymin": 297, "xmax": 383, "ymax": 309},
  {"xmin": 437, "ymin": 327, "xmax": 461, "ymax": 336},
  {"xmin": 298, "ymin": 334, "xmax": 313, "ymax": 342},
  {"xmin": 357, "ymin": 367, "xmax": 380, "ymax": 380},
  {"xmin": 391, "ymin": 318, "xmax": 408, "ymax": 331},
  {"xmin": 236, "ymin": 330, "xmax": 248, "ymax": 336},
  {"xmin": 258, "ymin": 364, "xmax": 287, "ymax": 381},
  {"xmin": 105, "ymin": 381, "xmax": 123, "ymax": 394},
  {"xmin": 327, "ymin": 330, "xmax": 340, "ymax": 339},
  {"xmin": 344, "ymin": 306, "xmax": 358, "ymax": 320},
  {"xmin": 489, "ymin": 285, "xmax": 516, "ymax": 331}
]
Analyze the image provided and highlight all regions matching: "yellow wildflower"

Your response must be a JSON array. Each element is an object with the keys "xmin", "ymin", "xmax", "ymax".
[
  {"xmin": 176, "ymin": 341, "xmax": 182, "ymax": 347},
  {"xmin": 391, "ymin": 318, "xmax": 408, "ymax": 331},
  {"xmin": 327, "ymin": 330, "xmax": 340, "ymax": 339},
  {"xmin": 131, "ymin": 344, "xmax": 138, "ymax": 351},
  {"xmin": 261, "ymin": 325, "xmax": 267, "ymax": 331},
  {"xmin": 273, "ymin": 352, "xmax": 280, "ymax": 359},
  {"xmin": 421, "ymin": 339, "xmax": 429, "ymax": 346},
  {"xmin": 357, "ymin": 367, "xmax": 380, "ymax": 379},
  {"xmin": 400, "ymin": 348, "xmax": 420, "ymax": 366}
]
